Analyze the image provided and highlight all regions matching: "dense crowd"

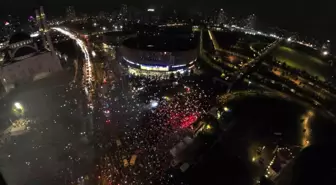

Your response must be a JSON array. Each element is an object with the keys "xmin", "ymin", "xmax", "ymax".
[{"xmin": 92, "ymin": 75, "xmax": 211, "ymax": 185}]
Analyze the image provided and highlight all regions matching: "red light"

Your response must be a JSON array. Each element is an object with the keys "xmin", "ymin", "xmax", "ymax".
[
  {"xmin": 103, "ymin": 78, "xmax": 107, "ymax": 84},
  {"xmin": 4, "ymin": 22, "xmax": 9, "ymax": 26},
  {"xmin": 180, "ymin": 114, "xmax": 198, "ymax": 128},
  {"xmin": 168, "ymin": 112, "xmax": 199, "ymax": 129},
  {"xmin": 105, "ymin": 120, "xmax": 111, "ymax": 124}
]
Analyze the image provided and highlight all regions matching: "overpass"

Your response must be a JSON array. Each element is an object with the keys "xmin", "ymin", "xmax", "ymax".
[
  {"xmin": 199, "ymin": 29, "xmax": 225, "ymax": 73},
  {"xmin": 226, "ymin": 39, "xmax": 282, "ymax": 93},
  {"xmin": 208, "ymin": 30, "xmax": 251, "ymax": 61}
]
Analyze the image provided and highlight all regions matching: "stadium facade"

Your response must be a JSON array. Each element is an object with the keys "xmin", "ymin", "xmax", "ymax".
[{"xmin": 119, "ymin": 34, "xmax": 197, "ymax": 77}]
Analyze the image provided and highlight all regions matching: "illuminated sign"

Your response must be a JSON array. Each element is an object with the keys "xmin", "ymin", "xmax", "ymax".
[
  {"xmin": 172, "ymin": 64, "xmax": 186, "ymax": 68},
  {"xmin": 147, "ymin": 8, "xmax": 155, "ymax": 12},
  {"xmin": 140, "ymin": 65, "xmax": 169, "ymax": 71}
]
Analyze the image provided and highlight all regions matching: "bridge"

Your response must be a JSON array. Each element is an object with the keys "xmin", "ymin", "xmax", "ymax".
[
  {"xmin": 208, "ymin": 30, "xmax": 251, "ymax": 61},
  {"xmin": 226, "ymin": 39, "xmax": 282, "ymax": 93}
]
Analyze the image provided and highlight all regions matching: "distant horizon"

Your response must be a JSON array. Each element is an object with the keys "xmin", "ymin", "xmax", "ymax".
[{"xmin": 0, "ymin": 0, "xmax": 335, "ymax": 52}]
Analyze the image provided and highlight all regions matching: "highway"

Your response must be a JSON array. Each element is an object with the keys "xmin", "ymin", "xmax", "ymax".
[
  {"xmin": 226, "ymin": 39, "xmax": 282, "ymax": 92},
  {"xmin": 51, "ymin": 27, "xmax": 95, "ymax": 109},
  {"xmin": 208, "ymin": 30, "xmax": 251, "ymax": 60},
  {"xmin": 199, "ymin": 29, "xmax": 225, "ymax": 73}
]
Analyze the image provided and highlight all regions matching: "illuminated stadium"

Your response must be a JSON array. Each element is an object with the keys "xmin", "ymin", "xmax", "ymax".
[{"xmin": 119, "ymin": 34, "xmax": 198, "ymax": 77}]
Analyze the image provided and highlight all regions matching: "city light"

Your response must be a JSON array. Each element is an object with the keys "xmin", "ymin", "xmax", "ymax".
[
  {"xmin": 4, "ymin": 6, "xmax": 336, "ymax": 185},
  {"xmin": 172, "ymin": 64, "xmax": 187, "ymax": 68},
  {"xmin": 322, "ymin": 51, "xmax": 329, "ymax": 56},
  {"xmin": 13, "ymin": 102, "xmax": 24, "ymax": 116},
  {"xmin": 150, "ymin": 100, "xmax": 159, "ymax": 108},
  {"xmin": 223, "ymin": 106, "xmax": 230, "ymax": 112},
  {"xmin": 30, "ymin": 32, "xmax": 40, "ymax": 37},
  {"xmin": 140, "ymin": 65, "xmax": 169, "ymax": 71},
  {"xmin": 14, "ymin": 102, "xmax": 23, "ymax": 110},
  {"xmin": 91, "ymin": 51, "xmax": 96, "ymax": 57}
]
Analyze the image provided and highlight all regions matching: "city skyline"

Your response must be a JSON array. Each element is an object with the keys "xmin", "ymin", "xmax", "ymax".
[{"xmin": 0, "ymin": 0, "xmax": 334, "ymax": 41}]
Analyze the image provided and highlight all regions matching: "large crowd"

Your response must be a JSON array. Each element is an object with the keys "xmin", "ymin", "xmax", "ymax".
[{"xmin": 90, "ymin": 74, "xmax": 212, "ymax": 185}]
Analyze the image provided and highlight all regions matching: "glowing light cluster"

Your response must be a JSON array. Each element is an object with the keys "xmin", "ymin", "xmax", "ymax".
[{"xmin": 140, "ymin": 65, "xmax": 169, "ymax": 71}]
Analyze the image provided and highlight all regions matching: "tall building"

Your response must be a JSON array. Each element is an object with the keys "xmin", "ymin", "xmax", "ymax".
[
  {"xmin": 143, "ymin": 7, "xmax": 160, "ymax": 24},
  {"xmin": 117, "ymin": 4, "xmax": 128, "ymax": 23},
  {"xmin": 216, "ymin": 9, "xmax": 227, "ymax": 25},
  {"xmin": 40, "ymin": 6, "xmax": 55, "ymax": 56},
  {"xmin": 66, "ymin": 6, "xmax": 76, "ymax": 20},
  {"xmin": 245, "ymin": 14, "xmax": 256, "ymax": 30},
  {"xmin": 321, "ymin": 40, "xmax": 331, "ymax": 55},
  {"xmin": 121, "ymin": 4, "xmax": 128, "ymax": 17}
]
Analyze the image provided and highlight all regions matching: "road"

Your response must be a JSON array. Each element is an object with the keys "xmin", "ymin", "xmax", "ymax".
[
  {"xmin": 208, "ymin": 30, "xmax": 251, "ymax": 60},
  {"xmin": 227, "ymin": 39, "xmax": 282, "ymax": 92},
  {"xmin": 199, "ymin": 29, "xmax": 225, "ymax": 73},
  {"xmin": 51, "ymin": 27, "xmax": 95, "ymax": 108}
]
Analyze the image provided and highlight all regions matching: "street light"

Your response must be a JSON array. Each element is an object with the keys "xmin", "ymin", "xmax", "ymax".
[
  {"xmin": 13, "ymin": 102, "xmax": 24, "ymax": 116},
  {"xmin": 91, "ymin": 51, "xmax": 96, "ymax": 58},
  {"xmin": 322, "ymin": 51, "xmax": 328, "ymax": 56},
  {"xmin": 223, "ymin": 106, "xmax": 230, "ymax": 112},
  {"xmin": 14, "ymin": 102, "xmax": 23, "ymax": 110}
]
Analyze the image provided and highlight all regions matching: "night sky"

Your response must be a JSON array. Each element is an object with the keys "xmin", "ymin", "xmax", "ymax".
[{"xmin": 1, "ymin": 0, "xmax": 335, "ymax": 44}]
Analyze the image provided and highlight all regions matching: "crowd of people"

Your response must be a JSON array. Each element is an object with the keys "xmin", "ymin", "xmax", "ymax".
[{"xmin": 91, "ymin": 74, "xmax": 212, "ymax": 185}]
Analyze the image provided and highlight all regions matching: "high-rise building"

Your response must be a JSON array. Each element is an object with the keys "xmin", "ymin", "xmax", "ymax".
[
  {"xmin": 216, "ymin": 9, "xmax": 227, "ymax": 25},
  {"xmin": 245, "ymin": 14, "xmax": 256, "ymax": 30},
  {"xmin": 321, "ymin": 40, "xmax": 331, "ymax": 55},
  {"xmin": 66, "ymin": 6, "xmax": 76, "ymax": 20},
  {"xmin": 143, "ymin": 7, "xmax": 160, "ymax": 24},
  {"xmin": 118, "ymin": 4, "xmax": 128, "ymax": 23},
  {"xmin": 121, "ymin": 4, "xmax": 128, "ymax": 16}
]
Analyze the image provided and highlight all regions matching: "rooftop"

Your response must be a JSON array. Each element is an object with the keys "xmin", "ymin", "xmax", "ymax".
[{"xmin": 123, "ymin": 34, "xmax": 197, "ymax": 52}]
